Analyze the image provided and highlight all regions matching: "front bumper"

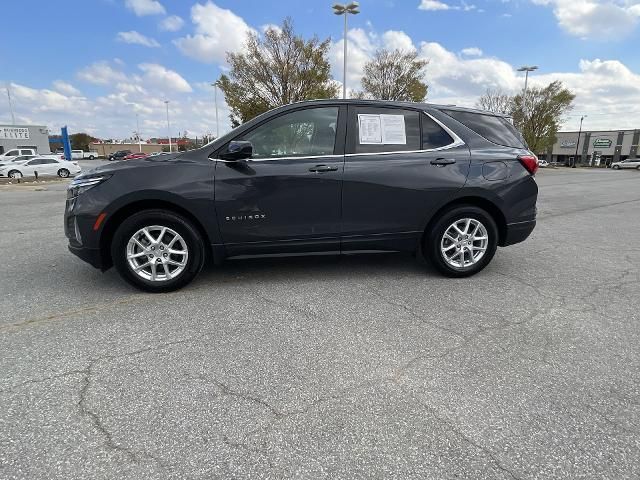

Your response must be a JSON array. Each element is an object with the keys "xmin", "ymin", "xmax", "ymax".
[
  {"xmin": 502, "ymin": 219, "xmax": 536, "ymax": 246},
  {"xmin": 68, "ymin": 244, "xmax": 103, "ymax": 269}
]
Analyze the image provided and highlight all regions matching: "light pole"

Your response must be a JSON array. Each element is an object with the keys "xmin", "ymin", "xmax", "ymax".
[
  {"xmin": 517, "ymin": 65, "xmax": 538, "ymax": 117},
  {"xmin": 573, "ymin": 115, "xmax": 586, "ymax": 168},
  {"xmin": 164, "ymin": 100, "xmax": 172, "ymax": 153},
  {"xmin": 135, "ymin": 113, "xmax": 142, "ymax": 152},
  {"xmin": 332, "ymin": 2, "xmax": 360, "ymax": 99},
  {"xmin": 211, "ymin": 80, "xmax": 220, "ymax": 138},
  {"xmin": 6, "ymin": 83, "xmax": 16, "ymax": 125}
]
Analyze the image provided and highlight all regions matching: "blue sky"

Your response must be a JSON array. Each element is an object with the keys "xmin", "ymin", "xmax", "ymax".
[{"xmin": 1, "ymin": 0, "xmax": 639, "ymax": 138}]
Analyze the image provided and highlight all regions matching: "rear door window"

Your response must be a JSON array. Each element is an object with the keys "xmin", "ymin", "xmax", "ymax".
[
  {"xmin": 348, "ymin": 106, "xmax": 420, "ymax": 154},
  {"xmin": 442, "ymin": 109, "xmax": 525, "ymax": 148}
]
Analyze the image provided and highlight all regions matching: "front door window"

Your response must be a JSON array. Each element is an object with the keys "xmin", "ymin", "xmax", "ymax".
[{"xmin": 240, "ymin": 107, "xmax": 338, "ymax": 159}]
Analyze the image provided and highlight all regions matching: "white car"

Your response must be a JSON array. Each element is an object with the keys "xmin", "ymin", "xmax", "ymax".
[
  {"xmin": 611, "ymin": 158, "xmax": 640, "ymax": 170},
  {"xmin": 538, "ymin": 159, "xmax": 549, "ymax": 168},
  {"xmin": 0, "ymin": 157, "xmax": 81, "ymax": 179},
  {"xmin": 0, "ymin": 154, "xmax": 37, "ymax": 168}
]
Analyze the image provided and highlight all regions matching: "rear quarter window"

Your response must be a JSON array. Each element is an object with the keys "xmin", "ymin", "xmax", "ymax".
[{"xmin": 442, "ymin": 109, "xmax": 526, "ymax": 149}]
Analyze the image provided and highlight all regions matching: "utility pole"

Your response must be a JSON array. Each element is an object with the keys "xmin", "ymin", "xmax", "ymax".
[
  {"xmin": 211, "ymin": 81, "xmax": 220, "ymax": 139},
  {"xmin": 6, "ymin": 83, "xmax": 16, "ymax": 125},
  {"xmin": 332, "ymin": 2, "xmax": 360, "ymax": 99},
  {"xmin": 164, "ymin": 100, "xmax": 172, "ymax": 153},
  {"xmin": 573, "ymin": 115, "xmax": 586, "ymax": 168}
]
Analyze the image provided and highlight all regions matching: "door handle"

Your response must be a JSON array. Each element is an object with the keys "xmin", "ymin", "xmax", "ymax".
[
  {"xmin": 309, "ymin": 164, "xmax": 338, "ymax": 173},
  {"xmin": 430, "ymin": 158, "xmax": 456, "ymax": 166}
]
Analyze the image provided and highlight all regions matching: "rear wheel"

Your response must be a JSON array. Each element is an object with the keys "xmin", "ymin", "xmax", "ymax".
[
  {"xmin": 111, "ymin": 210, "xmax": 205, "ymax": 292},
  {"xmin": 426, "ymin": 205, "xmax": 498, "ymax": 277},
  {"xmin": 613, "ymin": 165, "xmax": 620, "ymax": 170},
  {"xmin": 8, "ymin": 170, "xmax": 22, "ymax": 179},
  {"xmin": 58, "ymin": 168, "xmax": 70, "ymax": 178}
]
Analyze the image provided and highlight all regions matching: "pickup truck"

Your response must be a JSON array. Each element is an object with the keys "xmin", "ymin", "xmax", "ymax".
[
  {"xmin": 0, "ymin": 148, "xmax": 36, "ymax": 162},
  {"xmin": 70, "ymin": 150, "xmax": 99, "ymax": 160}
]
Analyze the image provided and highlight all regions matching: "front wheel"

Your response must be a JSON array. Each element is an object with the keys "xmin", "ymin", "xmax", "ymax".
[
  {"xmin": 58, "ymin": 168, "xmax": 70, "ymax": 178},
  {"xmin": 111, "ymin": 210, "xmax": 205, "ymax": 292},
  {"xmin": 425, "ymin": 206, "xmax": 498, "ymax": 278},
  {"xmin": 612, "ymin": 165, "xmax": 620, "ymax": 170},
  {"xmin": 8, "ymin": 170, "xmax": 22, "ymax": 179}
]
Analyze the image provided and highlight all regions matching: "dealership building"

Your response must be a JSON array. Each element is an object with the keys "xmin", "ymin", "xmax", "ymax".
[
  {"xmin": 0, "ymin": 125, "xmax": 51, "ymax": 155},
  {"xmin": 539, "ymin": 129, "xmax": 639, "ymax": 166}
]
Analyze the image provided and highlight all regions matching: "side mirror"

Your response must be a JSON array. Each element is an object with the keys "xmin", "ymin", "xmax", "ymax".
[{"xmin": 220, "ymin": 140, "xmax": 253, "ymax": 161}]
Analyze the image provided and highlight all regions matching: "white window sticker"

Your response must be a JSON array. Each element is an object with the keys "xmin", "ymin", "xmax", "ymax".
[
  {"xmin": 358, "ymin": 114, "xmax": 382, "ymax": 144},
  {"xmin": 380, "ymin": 114, "xmax": 406, "ymax": 145},
  {"xmin": 357, "ymin": 114, "xmax": 407, "ymax": 145}
]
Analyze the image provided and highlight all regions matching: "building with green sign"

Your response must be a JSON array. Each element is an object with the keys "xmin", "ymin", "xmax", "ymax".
[{"xmin": 539, "ymin": 129, "xmax": 639, "ymax": 166}]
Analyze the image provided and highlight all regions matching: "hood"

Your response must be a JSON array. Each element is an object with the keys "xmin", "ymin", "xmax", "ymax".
[{"xmin": 78, "ymin": 152, "xmax": 203, "ymax": 178}]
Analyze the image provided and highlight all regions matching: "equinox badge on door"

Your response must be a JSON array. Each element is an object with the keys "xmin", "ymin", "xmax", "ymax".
[{"xmin": 225, "ymin": 213, "xmax": 267, "ymax": 221}]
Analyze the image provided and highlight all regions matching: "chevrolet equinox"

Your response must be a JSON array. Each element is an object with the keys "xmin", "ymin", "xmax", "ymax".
[{"xmin": 65, "ymin": 100, "xmax": 538, "ymax": 292}]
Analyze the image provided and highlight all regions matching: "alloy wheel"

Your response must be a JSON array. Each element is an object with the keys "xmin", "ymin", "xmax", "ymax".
[
  {"xmin": 440, "ymin": 218, "xmax": 489, "ymax": 269},
  {"xmin": 126, "ymin": 225, "xmax": 189, "ymax": 282},
  {"xmin": 9, "ymin": 171, "xmax": 22, "ymax": 179}
]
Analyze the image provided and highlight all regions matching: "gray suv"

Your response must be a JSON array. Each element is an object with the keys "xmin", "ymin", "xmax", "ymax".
[{"xmin": 66, "ymin": 100, "xmax": 538, "ymax": 292}]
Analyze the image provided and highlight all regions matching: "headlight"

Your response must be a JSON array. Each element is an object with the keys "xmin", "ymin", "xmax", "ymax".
[{"xmin": 67, "ymin": 175, "xmax": 111, "ymax": 199}]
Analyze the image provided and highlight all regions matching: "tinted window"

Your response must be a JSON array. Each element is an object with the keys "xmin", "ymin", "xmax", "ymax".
[
  {"xmin": 352, "ymin": 107, "xmax": 420, "ymax": 154},
  {"xmin": 443, "ymin": 109, "xmax": 525, "ymax": 148},
  {"xmin": 241, "ymin": 107, "xmax": 338, "ymax": 159},
  {"xmin": 42, "ymin": 158, "xmax": 57, "ymax": 164},
  {"xmin": 422, "ymin": 116, "xmax": 453, "ymax": 149},
  {"xmin": 6, "ymin": 150, "xmax": 19, "ymax": 156},
  {"xmin": 28, "ymin": 159, "xmax": 45, "ymax": 165}
]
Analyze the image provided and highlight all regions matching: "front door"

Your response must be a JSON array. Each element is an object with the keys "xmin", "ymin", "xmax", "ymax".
[
  {"xmin": 341, "ymin": 105, "xmax": 471, "ymax": 252},
  {"xmin": 215, "ymin": 105, "xmax": 345, "ymax": 256}
]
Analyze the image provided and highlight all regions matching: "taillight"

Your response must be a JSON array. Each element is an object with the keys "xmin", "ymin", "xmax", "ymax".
[{"xmin": 518, "ymin": 155, "xmax": 539, "ymax": 175}]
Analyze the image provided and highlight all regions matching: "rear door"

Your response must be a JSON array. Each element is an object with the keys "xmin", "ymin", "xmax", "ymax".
[
  {"xmin": 341, "ymin": 105, "xmax": 470, "ymax": 252},
  {"xmin": 214, "ymin": 105, "xmax": 346, "ymax": 256}
]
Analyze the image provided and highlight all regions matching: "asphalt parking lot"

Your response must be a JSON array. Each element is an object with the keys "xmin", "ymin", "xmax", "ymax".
[{"xmin": 1, "ymin": 166, "xmax": 639, "ymax": 479}]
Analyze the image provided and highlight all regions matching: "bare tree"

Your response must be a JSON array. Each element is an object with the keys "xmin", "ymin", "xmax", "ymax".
[
  {"xmin": 358, "ymin": 49, "xmax": 428, "ymax": 102},
  {"xmin": 218, "ymin": 18, "xmax": 339, "ymax": 126},
  {"xmin": 476, "ymin": 89, "xmax": 513, "ymax": 115}
]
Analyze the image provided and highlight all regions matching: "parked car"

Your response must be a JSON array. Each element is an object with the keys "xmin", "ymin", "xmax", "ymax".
[
  {"xmin": 0, "ymin": 148, "xmax": 37, "ymax": 162},
  {"xmin": 123, "ymin": 152, "xmax": 148, "ymax": 160},
  {"xmin": 0, "ymin": 154, "xmax": 36, "ymax": 168},
  {"xmin": 0, "ymin": 157, "xmax": 81, "ymax": 179},
  {"xmin": 108, "ymin": 150, "xmax": 132, "ymax": 161},
  {"xmin": 70, "ymin": 149, "xmax": 100, "ymax": 160},
  {"xmin": 65, "ymin": 99, "xmax": 538, "ymax": 292},
  {"xmin": 611, "ymin": 158, "xmax": 640, "ymax": 170},
  {"xmin": 538, "ymin": 159, "xmax": 549, "ymax": 168}
]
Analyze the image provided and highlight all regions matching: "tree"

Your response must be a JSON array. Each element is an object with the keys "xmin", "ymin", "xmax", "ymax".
[
  {"xmin": 511, "ymin": 81, "xmax": 575, "ymax": 153},
  {"xmin": 476, "ymin": 89, "xmax": 513, "ymax": 115},
  {"xmin": 358, "ymin": 49, "xmax": 428, "ymax": 101},
  {"xmin": 70, "ymin": 133, "xmax": 97, "ymax": 151},
  {"xmin": 218, "ymin": 18, "xmax": 339, "ymax": 127}
]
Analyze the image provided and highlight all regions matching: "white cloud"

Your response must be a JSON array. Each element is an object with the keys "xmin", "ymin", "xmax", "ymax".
[
  {"xmin": 174, "ymin": 1, "xmax": 255, "ymax": 63},
  {"xmin": 159, "ymin": 15, "xmax": 185, "ymax": 32},
  {"xmin": 116, "ymin": 30, "xmax": 160, "ymax": 48},
  {"xmin": 77, "ymin": 61, "xmax": 128, "ymax": 85},
  {"xmin": 138, "ymin": 63, "xmax": 192, "ymax": 93},
  {"xmin": 382, "ymin": 30, "xmax": 416, "ymax": 52},
  {"xmin": 419, "ymin": 0, "xmax": 452, "ymax": 10},
  {"xmin": 125, "ymin": 0, "xmax": 165, "ymax": 16},
  {"xmin": 531, "ymin": 0, "xmax": 640, "ymax": 39},
  {"xmin": 460, "ymin": 47, "xmax": 483, "ymax": 56},
  {"xmin": 52, "ymin": 80, "xmax": 81, "ymax": 96}
]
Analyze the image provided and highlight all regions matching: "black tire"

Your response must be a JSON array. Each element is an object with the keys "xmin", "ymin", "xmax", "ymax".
[
  {"xmin": 8, "ymin": 170, "xmax": 22, "ymax": 179},
  {"xmin": 613, "ymin": 165, "xmax": 620, "ymax": 170},
  {"xmin": 111, "ymin": 209, "xmax": 205, "ymax": 292},
  {"xmin": 89, "ymin": 155, "xmax": 95, "ymax": 160},
  {"xmin": 425, "ymin": 205, "xmax": 498, "ymax": 278},
  {"xmin": 58, "ymin": 168, "xmax": 70, "ymax": 178}
]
